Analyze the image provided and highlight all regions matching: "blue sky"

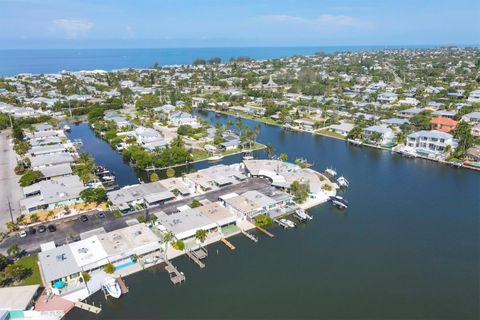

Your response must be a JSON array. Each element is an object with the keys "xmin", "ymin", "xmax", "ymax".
[{"xmin": 0, "ymin": 0, "xmax": 478, "ymax": 49}]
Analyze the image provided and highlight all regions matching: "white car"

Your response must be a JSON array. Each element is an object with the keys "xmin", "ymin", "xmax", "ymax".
[{"xmin": 19, "ymin": 230, "xmax": 27, "ymax": 238}]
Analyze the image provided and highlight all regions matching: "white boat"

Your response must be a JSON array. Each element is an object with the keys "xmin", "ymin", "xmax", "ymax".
[
  {"xmin": 330, "ymin": 196, "xmax": 348, "ymax": 209},
  {"xmin": 280, "ymin": 218, "xmax": 295, "ymax": 228},
  {"xmin": 63, "ymin": 125, "xmax": 71, "ymax": 132},
  {"xmin": 336, "ymin": 176, "xmax": 349, "ymax": 188},
  {"xmin": 103, "ymin": 277, "xmax": 121, "ymax": 298},
  {"xmin": 325, "ymin": 168, "xmax": 337, "ymax": 178},
  {"xmin": 347, "ymin": 138, "xmax": 362, "ymax": 146},
  {"xmin": 207, "ymin": 155, "xmax": 224, "ymax": 161},
  {"xmin": 243, "ymin": 155, "xmax": 254, "ymax": 160}
]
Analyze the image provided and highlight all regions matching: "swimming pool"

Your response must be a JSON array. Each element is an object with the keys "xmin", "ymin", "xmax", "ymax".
[{"xmin": 115, "ymin": 259, "xmax": 137, "ymax": 270}]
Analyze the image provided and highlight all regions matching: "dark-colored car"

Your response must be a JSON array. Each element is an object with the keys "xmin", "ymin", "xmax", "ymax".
[
  {"xmin": 38, "ymin": 225, "xmax": 47, "ymax": 233},
  {"xmin": 28, "ymin": 227, "xmax": 36, "ymax": 235},
  {"xmin": 80, "ymin": 215, "xmax": 89, "ymax": 222},
  {"xmin": 96, "ymin": 212, "xmax": 105, "ymax": 219},
  {"xmin": 47, "ymin": 224, "xmax": 56, "ymax": 232}
]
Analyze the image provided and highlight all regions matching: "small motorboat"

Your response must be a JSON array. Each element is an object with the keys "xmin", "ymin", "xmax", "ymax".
[
  {"xmin": 336, "ymin": 176, "xmax": 349, "ymax": 188},
  {"xmin": 243, "ymin": 155, "xmax": 254, "ymax": 160},
  {"xmin": 325, "ymin": 168, "xmax": 337, "ymax": 178},
  {"xmin": 330, "ymin": 196, "xmax": 348, "ymax": 209},
  {"xmin": 280, "ymin": 218, "xmax": 296, "ymax": 228},
  {"xmin": 208, "ymin": 155, "xmax": 224, "ymax": 162},
  {"xmin": 63, "ymin": 125, "xmax": 71, "ymax": 132},
  {"xmin": 103, "ymin": 277, "xmax": 121, "ymax": 298}
]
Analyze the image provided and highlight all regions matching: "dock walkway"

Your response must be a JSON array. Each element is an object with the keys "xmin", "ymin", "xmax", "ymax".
[
  {"xmin": 186, "ymin": 250, "xmax": 206, "ymax": 268},
  {"xmin": 255, "ymin": 226, "xmax": 274, "ymax": 238},
  {"xmin": 221, "ymin": 237, "xmax": 236, "ymax": 250},
  {"xmin": 165, "ymin": 261, "xmax": 186, "ymax": 285},
  {"xmin": 117, "ymin": 277, "xmax": 129, "ymax": 294},
  {"xmin": 74, "ymin": 301, "xmax": 101, "ymax": 314}
]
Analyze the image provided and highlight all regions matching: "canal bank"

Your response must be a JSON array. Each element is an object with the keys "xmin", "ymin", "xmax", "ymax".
[{"xmin": 68, "ymin": 112, "xmax": 479, "ymax": 320}]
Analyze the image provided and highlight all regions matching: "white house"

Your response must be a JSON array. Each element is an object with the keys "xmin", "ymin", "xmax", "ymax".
[
  {"xmin": 467, "ymin": 89, "xmax": 480, "ymax": 103},
  {"xmin": 362, "ymin": 124, "xmax": 396, "ymax": 145},
  {"xmin": 377, "ymin": 92, "xmax": 398, "ymax": 103},
  {"xmin": 406, "ymin": 130, "xmax": 457, "ymax": 154},
  {"xmin": 329, "ymin": 122, "xmax": 354, "ymax": 136},
  {"xmin": 462, "ymin": 111, "xmax": 480, "ymax": 124},
  {"xmin": 169, "ymin": 111, "xmax": 198, "ymax": 126}
]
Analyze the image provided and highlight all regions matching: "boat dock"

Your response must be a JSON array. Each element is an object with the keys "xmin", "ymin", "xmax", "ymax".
[
  {"xmin": 165, "ymin": 261, "xmax": 186, "ymax": 285},
  {"xmin": 221, "ymin": 237, "xmax": 236, "ymax": 250},
  {"xmin": 255, "ymin": 226, "xmax": 274, "ymax": 238},
  {"xmin": 273, "ymin": 218, "xmax": 290, "ymax": 229},
  {"xmin": 294, "ymin": 209, "xmax": 312, "ymax": 221},
  {"xmin": 186, "ymin": 249, "xmax": 206, "ymax": 268},
  {"xmin": 74, "ymin": 301, "xmax": 101, "ymax": 314},
  {"xmin": 117, "ymin": 277, "xmax": 129, "ymax": 294},
  {"xmin": 241, "ymin": 230, "xmax": 258, "ymax": 243}
]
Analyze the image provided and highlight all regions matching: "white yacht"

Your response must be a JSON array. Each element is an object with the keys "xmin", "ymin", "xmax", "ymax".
[
  {"xmin": 336, "ymin": 176, "xmax": 349, "ymax": 188},
  {"xmin": 325, "ymin": 168, "xmax": 337, "ymax": 178},
  {"xmin": 208, "ymin": 155, "xmax": 224, "ymax": 162},
  {"xmin": 103, "ymin": 277, "xmax": 122, "ymax": 298},
  {"xmin": 280, "ymin": 218, "xmax": 296, "ymax": 228},
  {"xmin": 63, "ymin": 124, "xmax": 71, "ymax": 132}
]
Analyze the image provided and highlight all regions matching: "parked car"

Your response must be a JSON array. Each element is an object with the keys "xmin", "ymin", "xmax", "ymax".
[
  {"xmin": 19, "ymin": 230, "xmax": 27, "ymax": 238},
  {"xmin": 28, "ymin": 227, "xmax": 36, "ymax": 235},
  {"xmin": 96, "ymin": 212, "xmax": 105, "ymax": 219},
  {"xmin": 47, "ymin": 224, "xmax": 56, "ymax": 232},
  {"xmin": 38, "ymin": 225, "xmax": 47, "ymax": 233},
  {"xmin": 80, "ymin": 215, "xmax": 89, "ymax": 222}
]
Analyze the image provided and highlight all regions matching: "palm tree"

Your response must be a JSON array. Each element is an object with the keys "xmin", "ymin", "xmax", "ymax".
[
  {"xmin": 194, "ymin": 229, "xmax": 207, "ymax": 248},
  {"xmin": 162, "ymin": 232, "xmax": 173, "ymax": 260},
  {"xmin": 266, "ymin": 144, "xmax": 274, "ymax": 159},
  {"xmin": 7, "ymin": 244, "xmax": 20, "ymax": 258}
]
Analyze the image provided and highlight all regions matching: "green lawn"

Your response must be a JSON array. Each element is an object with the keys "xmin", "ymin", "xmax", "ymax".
[
  {"xmin": 316, "ymin": 129, "xmax": 345, "ymax": 140},
  {"xmin": 191, "ymin": 149, "xmax": 209, "ymax": 161},
  {"xmin": 16, "ymin": 255, "xmax": 42, "ymax": 286}
]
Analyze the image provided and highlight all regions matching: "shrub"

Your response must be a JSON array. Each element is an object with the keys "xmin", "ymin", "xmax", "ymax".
[
  {"xmin": 82, "ymin": 271, "xmax": 91, "ymax": 282},
  {"xmin": 172, "ymin": 240, "xmax": 185, "ymax": 251},
  {"xmin": 103, "ymin": 263, "xmax": 115, "ymax": 274},
  {"xmin": 255, "ymin": 214, "xmax": 273, "ymax": 228}
]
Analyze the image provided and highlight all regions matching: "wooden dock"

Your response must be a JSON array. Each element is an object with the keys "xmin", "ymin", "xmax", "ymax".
[
  {"xmin": 117, "ymin": 277, "xmax": 129, "ymax": 294},
  {"xmin": 186, "ymin": 250, "xmax": 206, "ymax": 268},
  {"xmin": 221, "ymin": 237, "xmax": 236, "ymax": 250},
  {"xmin": 256, "ymin": 226, "xmax": 274, "ymax": 238},
  {"xmin": 165, "ymin": 261, "xmax": 186, "ymax": 285},
  {"xmin": 74, "ymin": 301, "xmax": 101, "ymax": 314}
]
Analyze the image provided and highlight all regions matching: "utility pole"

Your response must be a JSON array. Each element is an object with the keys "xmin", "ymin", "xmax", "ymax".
[{"xmin": 7, "ymin": 198, "xmax": 14, "ymax": 224}]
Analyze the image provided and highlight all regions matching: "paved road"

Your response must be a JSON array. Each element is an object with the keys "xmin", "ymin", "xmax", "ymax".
[
  {"xmin": 0, "ymin": 130, "xmax": 22, "ymax": 232},
  {"xmin": 0, "ymin": 177, "xmax": 273, "ymax": 254}
]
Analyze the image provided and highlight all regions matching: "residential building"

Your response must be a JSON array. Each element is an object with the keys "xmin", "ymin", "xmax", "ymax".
[
  {"xmin": 430, "ymin": 117, "xmax": 458, "ymax": 133},
  {"xmin": 406, "ymin": 130, "xmax": 457, "ymax": 154}
]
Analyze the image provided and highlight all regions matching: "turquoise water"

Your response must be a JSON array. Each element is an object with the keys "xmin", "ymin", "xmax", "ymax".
[{"xmin": 0, "ymin": 45, "xmax": 439, "ymax": 76}]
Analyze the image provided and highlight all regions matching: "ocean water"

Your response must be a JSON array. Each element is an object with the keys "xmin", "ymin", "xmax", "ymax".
[{"xmin": 0, "ymin": 45, "xmax": 436, "ymax": 76}]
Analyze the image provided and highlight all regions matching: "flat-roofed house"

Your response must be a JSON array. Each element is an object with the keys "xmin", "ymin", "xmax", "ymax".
[
  {"xmin": 362, "ymin": 124, "xmax": 396, "ymax": 145},
  {"xmin": 29, "ymin": 153, "xmax": 74, "ymax": 169},
  {"xmin": 406, "ymin": 130, "xmax": 457, "ymax": 154},
  {"xmin": 20, "ymin": 175, "xmax": 85, "ymax": 213}
]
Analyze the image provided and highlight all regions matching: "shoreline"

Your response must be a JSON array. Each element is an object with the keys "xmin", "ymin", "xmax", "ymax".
[{"xmin": 205, "ymin": 109, "xmax": 480, "ymax": 172}]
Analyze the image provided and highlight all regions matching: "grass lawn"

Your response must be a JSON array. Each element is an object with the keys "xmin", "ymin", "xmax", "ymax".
[
  {"xmin": 191, "ymin": 149, "xmax": 209, "ymax": 161},
  {"xmin": 16, "ymin": 254, "xmax": 42, "ymax": 286},
  {"xmin": 316, "ymin": 129, "xmax": 345, "ymax": 140}
]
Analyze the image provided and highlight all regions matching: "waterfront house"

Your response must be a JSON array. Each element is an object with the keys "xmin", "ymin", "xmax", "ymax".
[
  {"xmin": 328, "ymin": 122, "xmax": 354, "ymax": 136},
  {"xmin": 293, "ymin": 118, "xmax": 316, "ymax": 131},
  {"xmin": 28, "ymin": 144, "xmax": 67, "ymax": 157},
  {"xmin": 430, "ymin": 117, "xmax": 458, "ymax": 133},
  {"xmin": 466, "ymin": 147, "xmax": 480, "ymax": 162},
  {"xmin": 362, "ymin": 125, "xmax": 396, "ymax": 145},
  {"xmin": 406, "ymin": 130, "xmax": 457, "ymax": 154},
  {"xmin": 0, "ymin": 285, "xmax": 41, "ymax": 316},
  {"xmin": 29, "ymin": 153, "xmax": 75, "ymax": 169},
  {"xmin": 20, "ymin": 175, "xmax": 85, "ymax": 213},
  {"xmin": 38, "ymin": 163, "xmax": 73, "ymax": 180}
]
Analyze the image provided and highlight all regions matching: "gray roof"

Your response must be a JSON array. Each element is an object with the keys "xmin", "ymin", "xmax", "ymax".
[
  {"xmin": 363, "ymin": 124, "xmax": 393, "ymax": 135},
  {"xmin": 30, "ymin": 153, "xmax": 74, "ymax": 168},
  {"xmin": 381, "ymin": 118, "xmax": 410, "ymax": 126},
  {"xmin": 408, "ymin": 130, "xmax": 453, "ymax": 140},
  {"xmin": 108, "ymin": 182, "xmax": 169, "ymax": 206},
  {"xmin": 0, "ymin": 285, "xmax": 40, "ymax": 311},
  {"xmin": 329, "ymin": 122, "xmax": 354, "ymax": 132},
  {"xmin": 29, "ymin": 144, "xmax": 66, "ymax": 156},
  {"xmin": 38, "ymin": 163, "xmax": 72, "ymax": 178},
  {"xmin": 241, "ymin": 190, "xmax": 276, "ymax": 208},
  {"xmin": 38, "ymin": 245, "xmax": 81, "ymax": 283}
]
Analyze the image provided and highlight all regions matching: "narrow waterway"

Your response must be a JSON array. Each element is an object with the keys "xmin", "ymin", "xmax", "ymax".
[{"xmin": 67, "ymin": 112, "xmax": 479, "ymax": 320}]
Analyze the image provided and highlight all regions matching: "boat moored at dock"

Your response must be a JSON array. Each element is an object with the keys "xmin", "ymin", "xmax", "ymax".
[
  {"xmin": 330, "ymin": 196, "xmax": 349, "ymax": 209},
  {"xmin": 102, "ymin": 277, "xmax": 122, "ymax": 298}
]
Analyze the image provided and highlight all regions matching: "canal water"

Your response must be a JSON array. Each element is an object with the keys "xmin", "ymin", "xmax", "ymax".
[{"xmin": 67, "ymin": 112, "xmax": 479, "ymax": 319}]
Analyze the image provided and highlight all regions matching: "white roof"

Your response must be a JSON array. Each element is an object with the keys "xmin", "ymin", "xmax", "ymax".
[{"xmin": 69, "ymin": 236, "xmax": 109, "ymax": 269}]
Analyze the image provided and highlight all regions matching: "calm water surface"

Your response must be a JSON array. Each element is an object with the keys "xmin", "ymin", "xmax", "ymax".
[{"xmin": 67, "ymin": 112, "xmax": 479, "ymax": 319}]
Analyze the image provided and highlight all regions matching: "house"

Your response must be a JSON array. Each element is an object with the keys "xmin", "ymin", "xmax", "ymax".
[
  {"xmin": 29, "ymin": 153, "xmax": 75, "ymax": 169},
  {"xmin": 377, "ymin": 92, "xmax": 398, "ymax": 103},
  {"xmin": 362, "ymin": 125, "xmax": 396, "ymax": 145},
  {"xmin": 430, "ymin": 117, "xmax": 458, "ymax": 133},
  {"xmin": 220, "ymin": 190, "xmax": 286, "ymax": 219},
  {"xmin": 0, "ymin": 285, "xmax": 40, "ymax": 314},
  {"xmin": 380, "ymin": 118, "xmax": 410, "ymax": 127},
  {"xmin": 20, "ymin": 175, "xmax": 85, "ymax": 213},
  {"xmin": 169, "ymin": 111, "xmax": 198, "ymax": 126},
  {"xmin": 329, "ymin": 122, "xmax": 354, "ymax": 136},
  {"xmin": 467, "ymin": 89, "xmax": 480, "ymax": 102},
  {"xmin": 432, "ymin": 110, "xmax": 457, "ymax": 119},
  {"xmin": 406, "ymin": 130, "xmax": 456, "ymax": 154},
  {"xmin": 471, "ymin": 123, "xmax": 480, "ymax": 137},
  {"xmin": 466, "ymin": 147, "xmax": 480, "ymax": 162},
  {"xmin": 293, "ymin": 118, "xmax": 316, "ymax": 130},
  {"xmin": 462, "ymin": 111, "xmax": 480, "ymax": 124},
  {"xmin": 399, "ymin": 107, "xmax": 423, "ymax": 118}
]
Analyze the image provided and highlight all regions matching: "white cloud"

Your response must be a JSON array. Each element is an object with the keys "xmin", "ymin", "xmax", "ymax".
[
  {"xmin": 261, "ymin": 14, "xmax": 369, "ymax": 28},
  {"xmin": 53, "ymin": 18, "xmax": 93, "ymax": 38}
]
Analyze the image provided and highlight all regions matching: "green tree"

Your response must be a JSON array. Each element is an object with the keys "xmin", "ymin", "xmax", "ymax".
[
  {"xmin": 79, "ymin": 188, "xmax": 107, "ymax": 203},
  {"xmin": 150, "ymin": 172, "xmax": 159, "ymax": 182},
  {"xmin": 190, "ymin": 199, "xmax": 202, "ymax": 208},
  {"xmin": 162, "ymin": 231, "xmax": 173, "ymax": 259},
  {"xmin": 166, "ymin": 167, "xmax": 175, "ymax": 178},
  {"xmin": 290, "ymin": 181, "xmax": 310, "ymax": 204},
  {"xmin": 279, "ymin": 153, "xmax": 288, "ymax": 162},
  {"xmin": 195, "ymin": 229, "xmax": 208, "ymax": 247},
  {"xmin": 0, "ymin": 254, "xmax": 8, "ymax": 271},
  {"xmin": 82, "ymin": 271, "xmax": 91, "ymax": 282},
  {"xmin": 453, "ymin": 121, "xmax": 474, "ymax": 159},
  {"xmin": 87, "ymin": 107, "xmax": 105, "ymax": 122},
  {"xmin": 172, "ymin": 240, "xmax": 185, "ymax": 251},
  {"xmin": 104, "ymin": 263, "xmax": 115, "ymax": 274},
  {"xmin": 266, "ymin": 144, "xmax": 274, "ymax": 159},
  {"xmin": 19, "ymin": 170, "xmax": 44, "ymax": 187},
  {"xmin": 7, "ymin": 244, "xmax": 21, "ymax": 258}
]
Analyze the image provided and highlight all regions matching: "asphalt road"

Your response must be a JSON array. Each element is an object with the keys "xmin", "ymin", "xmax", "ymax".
[
  {"xmin": 0, "ymin": 130, "xmax": 22, "ymax": 232},
  {"xmin": 0, "ymin": 177, "xmax": 273, "ymax": 254}
]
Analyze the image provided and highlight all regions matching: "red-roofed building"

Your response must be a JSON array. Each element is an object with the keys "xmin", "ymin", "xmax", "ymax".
[{"xmin": 430, "ymin": 117, "xmax": 458, "ymax": 133}]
